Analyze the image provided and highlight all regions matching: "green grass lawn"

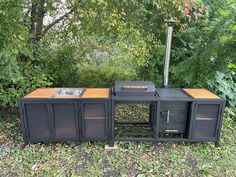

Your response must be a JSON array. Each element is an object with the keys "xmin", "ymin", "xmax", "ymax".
[{"xmin": 0, "ymin": 108, "xmax": 235, "ymax": 177}]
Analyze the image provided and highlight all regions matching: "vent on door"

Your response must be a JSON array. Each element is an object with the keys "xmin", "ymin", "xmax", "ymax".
[{"xmin": 193, "ymin": 104, "xmax": 219, "ymax": 138}]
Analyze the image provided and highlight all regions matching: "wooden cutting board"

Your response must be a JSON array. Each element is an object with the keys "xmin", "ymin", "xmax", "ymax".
[
  {"xmin": 182, "ymin": 88, "xmax": 220, "ymax": 99},
  {"xmin": 24, "ymin": 88, "xmax": 60, "ymax": 98},
  {"xmin": 82, "ymin": 88, "xmax": 109, "ymax": 98}
]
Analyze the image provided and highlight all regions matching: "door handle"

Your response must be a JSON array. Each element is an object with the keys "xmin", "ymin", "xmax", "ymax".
[
  {"xmin": 165, "ymin": 129, "xmax": 178, "ymax": 133},
  {"xmin": 166, "ymin": 110, "xmax": 170, "ymax": 123}
]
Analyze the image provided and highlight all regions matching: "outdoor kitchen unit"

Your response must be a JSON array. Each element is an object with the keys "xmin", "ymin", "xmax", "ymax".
[
  {"xmin": 20, "ymin": 86, "xmax": 225, "ymax": 147},
  {"xmin": 19, "ymin": 17, "xmax": 225, "ymax": 147},
  {"xmin": 20, "ymin": 88, "xmax": 110, "ymax": 142}
]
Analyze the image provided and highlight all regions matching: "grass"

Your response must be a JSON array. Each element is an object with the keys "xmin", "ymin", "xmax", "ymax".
[{"xmin": 0, "ymin": 107, "xmax": 235, "ymax": 176}]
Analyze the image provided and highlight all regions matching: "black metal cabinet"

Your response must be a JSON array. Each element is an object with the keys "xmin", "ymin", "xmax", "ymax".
[
  {"xmin": 159, "ymin": 101, "xmax": 189, "ymax": 133},
  {"xmin": 156, "ymin": 89, "xmax": 191, "ymax": 134},
  {"xmin": 190, "ymin": 101, "xmax": 225, "ymax": 141},
  {"xmin": 51, "ymin": 101, "xmax": 79, "ymax": 140},
  {"xmin": 22, "ymin": 102, "xmax": 51, "ymax": 141},
  {"xmin": 20, "ymin": 98, "xmax": 110, "ymax": 142},
  {"xmin": 81, "ymin": 101, "xmax": 108, "ymax": 140},
  {"xmin": 21, "ymin": 100, "xmax": 80, "ymax": 142},
  {"xmin": 20, "ymin": 87, "xmax": 225, "ymax": 146}
]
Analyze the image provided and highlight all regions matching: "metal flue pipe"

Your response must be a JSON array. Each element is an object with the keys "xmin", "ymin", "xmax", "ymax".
[{"xmin": 163, "ymin": 17, "xmax": 176, "ymax": 88}]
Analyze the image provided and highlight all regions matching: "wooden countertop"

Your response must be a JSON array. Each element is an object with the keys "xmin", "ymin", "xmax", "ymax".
[
  {"xmin": 24, "ymin": 88, "xmax": 60, "ymax": 98},
  {"xmin": 24, "ymin": 88, "xmax": 219, "ymax": 99},
  {"xmin": 182, "ymin": 88, "xmax": 220, "ymax": 99},
  {"xmin": 82, "ymin": 88, "xmax": 109, "ymax": 98},
  {"xmin": 24, "ymin": 88, "xmax": 110, "ymax": 99}
]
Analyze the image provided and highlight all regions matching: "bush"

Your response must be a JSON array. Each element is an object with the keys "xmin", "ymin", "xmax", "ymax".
[
  {"xmin": 77, "ymin": 65, "xmax": 137, "ymax": 88},
  {"xmin": 47, "ymin": 45, "xmax": 84, "ymax": 87},
  {"xmin": 208, "ymin": 65, "xmax": 236, "ymax": 107}
]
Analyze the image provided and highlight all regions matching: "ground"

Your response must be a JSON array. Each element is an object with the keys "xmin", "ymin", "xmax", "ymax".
[{"xmin": 0, "ymin": 107, "xmax": 235, "ymax": 177}]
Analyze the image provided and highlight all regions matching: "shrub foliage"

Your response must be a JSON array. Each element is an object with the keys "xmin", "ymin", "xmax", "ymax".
[{"xmin": 0, "ymin": 0, "xmax": 235, "ymax": 107}]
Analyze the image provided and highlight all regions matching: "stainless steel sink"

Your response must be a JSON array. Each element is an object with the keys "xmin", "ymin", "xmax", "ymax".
[{"xmin": 54, "ymin": 88, "xmax": 84, "ymax": 96}]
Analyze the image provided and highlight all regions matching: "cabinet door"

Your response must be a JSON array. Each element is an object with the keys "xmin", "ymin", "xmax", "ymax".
[
  {"xmin": 52, "ymin": 102, "xmax": 78, "ymax": 139},
  {"xmin": 193, "ymin": 103, "xmax": 220, "ymax": 139},
  {"xmin": 160, "ymin": 102, "xmax": 188, "ymax": 133},
  {"xmin": 24, "ymin": 103, "xmax": 51, "ymax": 140},
  {"xmin": 82, "ymin": 102, "xmax": 107, "ymax": 140}
]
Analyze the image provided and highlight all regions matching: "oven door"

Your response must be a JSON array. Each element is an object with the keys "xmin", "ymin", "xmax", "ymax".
[{"xmin": 159, "ymin": 101, "xmax": 188, "ymax": 133}]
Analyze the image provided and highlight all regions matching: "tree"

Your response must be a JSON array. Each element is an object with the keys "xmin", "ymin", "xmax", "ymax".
[
  {"xmin": 27, "ymin": 0, "xmax": 79, "ymax": 43},
  {"xmin": 1, "ymin": 0, "xmax": 235, "ymax": 107}
]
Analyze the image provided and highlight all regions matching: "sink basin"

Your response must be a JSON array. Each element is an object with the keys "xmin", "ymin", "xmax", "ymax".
[{"xmin": 54, "ymin": 88, "xmax": 84, "ymax": 96}]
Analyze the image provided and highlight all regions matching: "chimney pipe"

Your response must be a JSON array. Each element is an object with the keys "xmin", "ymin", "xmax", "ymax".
[{"xmin": 163, "ymin": 17, "xmax": 176, "ymax": 88}]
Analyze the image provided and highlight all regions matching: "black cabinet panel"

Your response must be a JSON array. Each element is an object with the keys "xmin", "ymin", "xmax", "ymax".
[
  {"xmin": 25, "ymin": 103, "xmax": 50, "ymax": 139},
  {"xmin": 85, "ymin": 119, "xmax": 105, "ymax": 127},
  {"xmin": 194, "ymin": 120, "xmax": 217, "ymax": 137},
  {"xmin": 52, "ymin": 103, "xmax": 77, "ymax": 138},
  {"xmin": 159, "ymin": 102, "xmax": 188, "ymax": 133},
  {"xmin": 193, "ymin": 104, "xmax": 220, "ymax": 138},
  {"xmin": 82, "ymin": 102, "xmax": 107, "ymax": 139},
  {"xmin": 85, "ymin": 119, "xmax": 106, "ymax": 138},
  {"xmin": 83, "ymin": 103, "xmax": 105, "ymax": 119},
  {"xmin": 196, "ymin": 104, "xmax": 219, "ymax": 119}
]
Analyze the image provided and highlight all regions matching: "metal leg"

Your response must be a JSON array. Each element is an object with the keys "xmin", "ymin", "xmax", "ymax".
[
  {"xmin": 20, "ymin": 141, "xmax": 28, "ymax": 149},
  {"xmin": 149, "ymin": 103, "xmax": 152, "ymax": 127},
  {"xmin": 108, "ymin": 100, "xmax": 115, "ymax": 147},
  {"xmin": 215, "ymin": 141, "xmax": 220, "ymax": 147},
  {"xmin": 109, "ymin": 141, "xmax": 114, "ymax": 147},
  {"xmin": 156, "ymin": 101, "xmax": 160, "ymax": 140}
]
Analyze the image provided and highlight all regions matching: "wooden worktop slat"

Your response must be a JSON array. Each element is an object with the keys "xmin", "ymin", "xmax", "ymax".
[
  {"xmin": 24, "ymin": 88, "xmax": 60, "ymax": 98},
  {"xmin": 82, "ymin": 88, "xmax": 109, "ymax": 98},
  {"xmin": 182, "ymin": 88, "xmax": 220, "ymax": 99}
]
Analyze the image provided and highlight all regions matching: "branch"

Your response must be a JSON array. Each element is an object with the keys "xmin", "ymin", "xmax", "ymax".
[
  {"xmin": 29, "ymin": 3, "xmax": 37, "ymax": 35},
  {"xmin": 24, "ymin": 6, "xmax": 31, "ymax": 17},
  {"xmin": 41, "ymin": 7, "xmax": 74, "ymax": 36}
]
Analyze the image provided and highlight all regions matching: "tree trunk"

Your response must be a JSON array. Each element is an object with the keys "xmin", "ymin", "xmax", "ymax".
[
  {"xmin": 35, "ymin": 0, "xmax": 45, "ymax": 42},
  {"xmin": 30, "ymin": 0, "xmax": 45, "ymax": 44}
]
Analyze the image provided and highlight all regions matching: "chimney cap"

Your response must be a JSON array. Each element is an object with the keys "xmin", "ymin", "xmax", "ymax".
[{"xmin": 165, "ymin": 17, "xmax": 176, "ymax": 26}]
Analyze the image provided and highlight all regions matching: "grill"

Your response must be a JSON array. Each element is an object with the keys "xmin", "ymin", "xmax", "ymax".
[
  {"xmin": 114, "ymin": 81, "xmax": 156, "ymax": 97},
  {"xmin": 112, "ymin": 81, "xmax": 157, "ymax": 141}
]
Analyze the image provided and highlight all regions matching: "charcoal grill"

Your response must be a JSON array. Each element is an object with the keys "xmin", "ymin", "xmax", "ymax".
[
  {"xmin": 114, "ymin": 81, "xmax": 156, "ymax": 97},
  {"xmin": 110, "ymin": 81, "xmax": 158, "ymax": 144}
]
